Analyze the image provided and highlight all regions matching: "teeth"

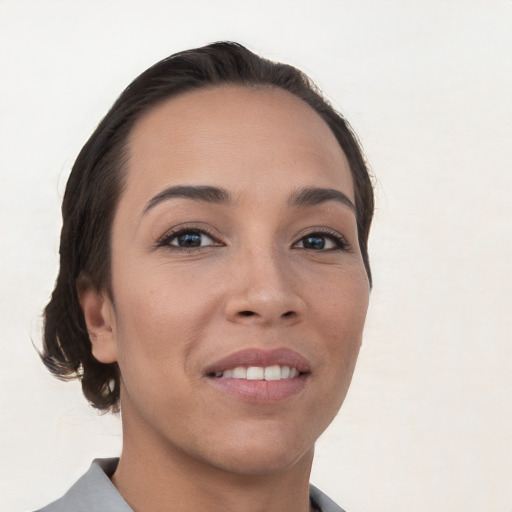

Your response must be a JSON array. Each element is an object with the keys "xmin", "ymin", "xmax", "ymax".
[
  {"xmin": 218, "ymin": 365, "xmax": 300, "ymax": 380},
  {"xmin": 232, "ymin": 367, "xmax": 247, "ymax": 379},
  {"xmin": 247, "ymin": 366, "xmax": 264, "ymax": 380},
  {"xmin": 264, "ymin": 365, "xmax": 281, "ymax": 381}
]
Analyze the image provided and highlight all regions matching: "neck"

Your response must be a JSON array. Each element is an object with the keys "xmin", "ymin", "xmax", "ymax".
[{"xmin": 112, "ymin": 405, "xmax": 314, "ymax": 512}]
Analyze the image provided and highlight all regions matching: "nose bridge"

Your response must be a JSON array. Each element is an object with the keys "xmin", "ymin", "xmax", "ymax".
[
  {"xmin": 245, "ymin": 248, "xmax": 290, "ymax": 301},
  {"xmin": 225, "ymin": 240, "xmax": 304, "ymax": 324}
]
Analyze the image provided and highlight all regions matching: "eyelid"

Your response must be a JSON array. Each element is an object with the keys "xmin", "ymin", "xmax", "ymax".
[
  {"xmin": 155, "ymin": 223, "xmax": 223, "ymax": 249},
  {"xmin": 292, "ymin": 227, "xmax": 350, "ymax": 251}
]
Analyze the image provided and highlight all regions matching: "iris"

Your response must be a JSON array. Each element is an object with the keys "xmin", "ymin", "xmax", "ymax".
[
  {"xmin": 177, "ymin": 233, "xmax": 202, "ymax": 247},
  {"xmin": 303, "ymin": 236, "xmax": 325, "ymax": 250}
]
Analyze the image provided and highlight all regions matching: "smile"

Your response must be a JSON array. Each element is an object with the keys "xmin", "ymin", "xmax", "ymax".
[
  {"xmin": 205, "ymin": 348, "xmax": 310, "ymax": 403},
  {"xmin": 214, "ymin": 365, "xmax": 300, "ymax": 380}
]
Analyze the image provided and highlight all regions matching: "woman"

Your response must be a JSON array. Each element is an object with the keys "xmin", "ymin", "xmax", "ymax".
[{"xmin": 38, "ymin": 41, "xmax": 374, "ymax": 512}]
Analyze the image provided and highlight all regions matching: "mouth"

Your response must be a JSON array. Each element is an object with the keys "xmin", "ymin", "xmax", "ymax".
[
  {"xmin": 204, "ymin": 348, "xmax": 310, "ymax": 403},
  {"xmin": 211, "ymin": 364, "xmax": 301, "ymax": 380}
]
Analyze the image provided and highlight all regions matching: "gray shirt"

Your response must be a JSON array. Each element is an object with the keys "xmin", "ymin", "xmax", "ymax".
[{"xmin": 35, "ymin": 458, "xmax": 346, "ymax": 512}]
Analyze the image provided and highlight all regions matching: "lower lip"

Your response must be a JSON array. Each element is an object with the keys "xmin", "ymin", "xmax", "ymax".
[{"xmin": 207, "ymin": 375, "xmax": 308, "ymax": 403}]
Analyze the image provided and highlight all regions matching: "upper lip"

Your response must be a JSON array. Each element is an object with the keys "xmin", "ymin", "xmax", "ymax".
[{"xmin": 204, "ymin": 347, "xmax": 311, "ymax": 376}]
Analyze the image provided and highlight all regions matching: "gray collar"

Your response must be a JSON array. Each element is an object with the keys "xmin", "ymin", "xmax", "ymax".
[{"xmin": 36, "ymin": 458, "xmax": 346, "ymax": 512}]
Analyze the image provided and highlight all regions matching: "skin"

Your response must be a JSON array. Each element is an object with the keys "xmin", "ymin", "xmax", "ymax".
[{"xmin": 81, "ymin": 85, "xmax": 370, "ymax": 512}]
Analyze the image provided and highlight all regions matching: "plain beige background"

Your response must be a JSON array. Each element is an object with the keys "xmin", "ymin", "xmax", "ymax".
[{"xmin": 1, "ymin": 1, "xmax": 511, "ymax": 511}]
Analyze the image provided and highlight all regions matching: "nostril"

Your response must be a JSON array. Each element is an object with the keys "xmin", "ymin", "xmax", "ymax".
[
  {"xmin": 239, "ymin": 311, "xmax": 256, "ymax": 317},
  {"xmin": 282, "ymin": 311, "xmax": 295, "ymax": 318}
]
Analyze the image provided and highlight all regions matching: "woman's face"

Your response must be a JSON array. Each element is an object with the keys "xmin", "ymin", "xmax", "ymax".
[{"xmin": 93, "ymin": 85, "xmax": 370, "ymax": 475}]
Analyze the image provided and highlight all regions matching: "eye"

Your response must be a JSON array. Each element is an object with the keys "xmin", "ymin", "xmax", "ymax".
[
  {"xmin": 158, "ymin": 228, "xmax": 221, "ymax": 250},
  {"xmin": 293, "ymin": 231, "xmax": 347, "ymax": 251}
]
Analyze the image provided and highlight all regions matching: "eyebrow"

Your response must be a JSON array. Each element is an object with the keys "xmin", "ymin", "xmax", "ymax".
[
  {"xmin": 142, "ymin": 184, "xmax": 355, "ymax": 217},
  {"xmin": 289, "ymin": 187, "xmax": 355, "ymax": 212},
  {"xmin": 142, "ymin": 185, "xmax": 233, "ymax": 215}
]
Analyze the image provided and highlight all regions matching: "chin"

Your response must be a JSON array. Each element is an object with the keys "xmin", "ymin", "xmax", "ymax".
[
  {"xmin": 214, "ymin": 447, "xmax": 313, "ymax": 476},
  {"xmin": 199, "ymin": 426, "xmax": 316, "ymax": 476}
]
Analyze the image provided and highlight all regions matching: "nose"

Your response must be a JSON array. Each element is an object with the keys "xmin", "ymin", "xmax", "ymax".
[{"xmin": 224, "ymin": 250, "xmax": 306, "ymax": 327}]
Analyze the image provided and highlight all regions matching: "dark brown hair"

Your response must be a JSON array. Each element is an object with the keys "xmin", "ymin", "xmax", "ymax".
[{"xmin": 42, "ymin": 41, "xmax": 374, "ymax": 412}]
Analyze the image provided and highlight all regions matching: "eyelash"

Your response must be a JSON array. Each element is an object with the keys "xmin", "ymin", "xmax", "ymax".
[
  {"xmin": 156, "ymin": 226, "xmax": 349, "ymax": 252},
  {"xmin": 156, "ymin": 226, "xmax": 222, "ymax": 252},
  {"xmin": 292, "ymin": 228, "xmax": 349, "ymax": 252}
]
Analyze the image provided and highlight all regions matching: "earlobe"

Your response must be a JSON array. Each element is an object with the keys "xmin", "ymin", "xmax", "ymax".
[{"xmin": 79, "ymin": 285, "xmax": 118, "ymax": 364}]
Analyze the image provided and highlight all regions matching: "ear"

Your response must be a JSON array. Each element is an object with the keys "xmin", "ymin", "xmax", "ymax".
[{"xmin": 79, "ymin": 285, "xmax": 118, "ymax": 364}]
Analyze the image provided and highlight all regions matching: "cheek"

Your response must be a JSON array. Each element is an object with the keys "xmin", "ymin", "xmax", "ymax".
[
  {"xmin": 109, "ymin": 271, "xmax": 215, "ymax": 423},
  {"xmin": 310, "ymin": 265, "xmax": 369, "ymax": 334},
  {"xmin": 110, "ymin": 264, "xmax": 221, "ymax": 370},
  {"xmin": 308, "ymin": 267, "xmax": 369, "ymax": 383}
]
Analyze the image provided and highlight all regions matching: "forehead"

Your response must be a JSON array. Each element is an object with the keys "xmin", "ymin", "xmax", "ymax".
[{"xmin": 124, "ymin": 85, "xmax": 353, "ymax": 205}]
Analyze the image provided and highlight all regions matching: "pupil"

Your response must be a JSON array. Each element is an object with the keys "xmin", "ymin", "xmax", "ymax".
[
  {"xmin": 305, "ymin": 236, "xmax": 325, "ymax": 249},
  {"xmin": 178, "ymin": 233, "xmax": 201, "ymax": 247}
]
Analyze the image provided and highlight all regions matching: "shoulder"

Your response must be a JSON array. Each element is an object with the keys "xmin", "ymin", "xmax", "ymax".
[
  {"xmin": 33, "ymin": 458, "xmax": 132, "ymax": 512},
  {"xmin": 309, "ymin": 484, "xmax": 348, "ymax": 512}
]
